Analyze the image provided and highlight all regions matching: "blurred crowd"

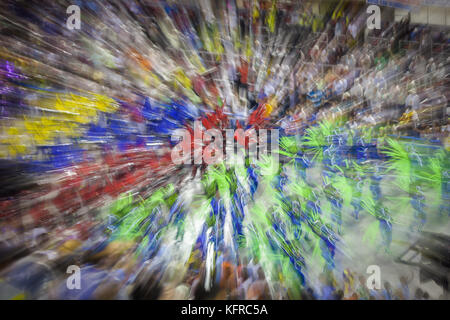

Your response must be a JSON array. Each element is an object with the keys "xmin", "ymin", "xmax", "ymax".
[{"xmin": 0, "ymin": 228, "xmax": 445, "ymax": 300}]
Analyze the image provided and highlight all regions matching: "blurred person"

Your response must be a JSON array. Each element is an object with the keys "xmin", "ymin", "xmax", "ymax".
[
  {"xmin": 381, "ymin": 281, "xmax": 393, "ymax": 300},
  {"xmin": 405, "ymin": 87, "xmax": 420, "ymax": 111},
  {"xmin": 319, "ymin": 272, "xmax": 337, "ymax": 300},
  {"xmin": 235, "ymin": 266, "xmax": 252, "ymax": 299},
  {"xmin": 131, "ymin": 270, "xmax": 163, "ymax": 300},
  {"xmin": 414, "ymin": 288, "xmax": 424, "ymax": 300},
  {"xmin": 246, "ymin": 267, "xmax": 269, "ymax": 300},
  {"xmin": 399, "ymin": 274, "xmax": 413, "ymax": 300},
  {"xmin": 355, "ymin": 275, "xmax": 370, "ymax": 300}
]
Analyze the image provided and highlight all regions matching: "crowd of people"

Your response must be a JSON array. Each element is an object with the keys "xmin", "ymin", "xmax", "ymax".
[{"xmin": 0, "ymin": 227, "xmax": 443, "ymax": 300}]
